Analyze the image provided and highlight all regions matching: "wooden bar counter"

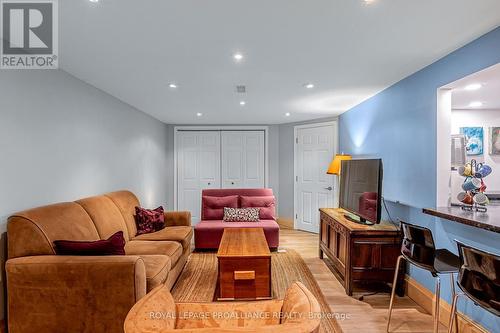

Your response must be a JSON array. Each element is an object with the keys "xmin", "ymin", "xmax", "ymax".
[{"xmin": 423, "ymin": 206, "xmax": 500, "ymax": 233}]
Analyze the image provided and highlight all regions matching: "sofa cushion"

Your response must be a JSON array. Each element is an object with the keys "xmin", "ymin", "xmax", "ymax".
[
  {"xmin": 76, "ymin": 195, "xmax": 131, "ymax": 240},
  {"xmin": 8, "ymin": 202, "xmax": 100, "ymax": 258},
  {"xmin": 133, "ymin": 226, "xmax": 193, "ymax": 250},
  {"xmin": 140, "ymin": 255, "xmax": 171, "ymax": 292},
  {"xmin": 202, "ymin": 195, "xmax": 239, "ymax": 220},
  {"xmin": 134, "ymin": 206, "xmax": 165, "ymax": 235},
  {"xmin": 54, "ymin": 231, "xmax": 126, "ymax": 256},
  {"xmin": 194, "ymin": 220, "xmax": 280, "ymax": 249},
  {"xmin": 240, "ymin": 195, "xmax": 276, "ymax": 220},
  {"xmin": 125, "ymin": 240, "xmax": 183, "ymax": 267},
  {"xmin": 105, "ymin": 191, "xmax": 141, "ymax": 239}
]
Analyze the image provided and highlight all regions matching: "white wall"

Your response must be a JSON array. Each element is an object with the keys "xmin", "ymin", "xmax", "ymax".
[
  {"xmin": 0, "ymin": 70, "xmax": 171, "ymax": 319},
  {"xmin": 451, "ymin": 109, "xmax": 500, "ymax": 194}
]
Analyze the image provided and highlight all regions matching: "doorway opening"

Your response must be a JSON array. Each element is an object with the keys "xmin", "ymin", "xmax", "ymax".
[{"xmin": 437, "ymin": 63, "xmax": 500, "ymax": 207}]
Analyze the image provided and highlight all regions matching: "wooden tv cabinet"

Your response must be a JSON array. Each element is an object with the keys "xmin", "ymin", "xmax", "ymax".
[{"xmin": 319, "ymin": 208, "xmax": 404, "ymax": 296}]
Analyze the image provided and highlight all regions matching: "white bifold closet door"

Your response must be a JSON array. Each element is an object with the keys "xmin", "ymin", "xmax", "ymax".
[
  {"xmin": 177, "ymin": 131, "xmax": 221, "ymax": 223},
  {"xmin": 176, "ymin": 130, "xmax": 265, "ymax": 224},
  {"xmin": 221, "ymin": 131, "xmax": 265, "ymax": 189}
]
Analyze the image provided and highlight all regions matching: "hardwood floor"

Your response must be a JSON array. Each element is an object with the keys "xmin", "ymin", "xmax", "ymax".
[{"xmin": 280, "ymin": 228, "xmax": 448, "ymax": 333}]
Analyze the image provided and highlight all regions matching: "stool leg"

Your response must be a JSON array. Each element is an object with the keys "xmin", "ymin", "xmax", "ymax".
[
  {"xmin": 447, "ymin": 292, "xmax": 463, "ymax": 333},
  {"xmin": 449, "ymin": 274, "xmax": 459, "ymax": 333},
  {"xmin": 386, "ymin": 255, "xmax": 404, "ymax": 332},
  {"xmin": 434, "ymin": 276, "xmax": 441, "ymax": 333}
]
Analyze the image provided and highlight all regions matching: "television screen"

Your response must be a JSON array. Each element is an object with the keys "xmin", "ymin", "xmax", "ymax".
[{"xmin": 339, "ymin": 159, "xmax": 382, "ymax": 224}]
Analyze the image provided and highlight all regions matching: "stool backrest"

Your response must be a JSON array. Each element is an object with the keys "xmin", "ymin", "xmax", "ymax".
[
  {"xmin": 399, "ymin": 221, "xmax": 437, "ymax": 271},
  {"xmin": 456, "ymin": 241, "xmax": 500, "ymax": 317}
]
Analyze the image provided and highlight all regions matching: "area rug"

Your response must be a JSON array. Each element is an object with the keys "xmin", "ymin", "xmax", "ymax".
[{"xmin": 171, "ymin": 249, "xmax": 343, "ymax": 333}]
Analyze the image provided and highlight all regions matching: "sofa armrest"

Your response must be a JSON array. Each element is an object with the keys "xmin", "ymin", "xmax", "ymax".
[
  {"xmin": 7, "ymin": 255, "xmax": 147, "ymax": 333},
  {"xmin": 165, "ymin": 211, "xmax": 191, "ymax": 227}
]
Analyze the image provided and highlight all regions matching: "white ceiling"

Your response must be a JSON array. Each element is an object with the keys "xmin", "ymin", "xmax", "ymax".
[
  {"xmin": 451, "ymin": 63, "xmax": 500, "ymax": 110},
  {"xmin": 59, "ymin": 0, "xmax": 500, "ymax": 124}
]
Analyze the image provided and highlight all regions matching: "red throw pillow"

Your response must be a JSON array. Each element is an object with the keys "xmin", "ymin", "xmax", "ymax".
[
  {"xmin": 54, "ymin": 231, "xmax": 126, "ymax": 255},
  {"xmin": 202, "ymin": 195, "xmax": 239, "ymax": 220},
  {"xmin": 135, "ymin": 206, "xmax": 165, "ymax": 235},
  {"xmin": 240, "ymin": 196, "xmax": 276, "ymax": 220}
]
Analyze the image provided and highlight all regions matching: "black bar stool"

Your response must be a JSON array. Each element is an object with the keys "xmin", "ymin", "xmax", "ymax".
[
  {"xmin": 387, "ymin": 221, "xmax": 460, "ymax": 333},
  {"xmin": 447, "ymin": 241, "xmax": 500, "ymax": 333}
]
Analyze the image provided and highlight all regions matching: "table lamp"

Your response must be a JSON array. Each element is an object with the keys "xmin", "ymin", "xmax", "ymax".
[{"xmin": 327, "ymin": 154, "xmax": 352, "ymax": 175}]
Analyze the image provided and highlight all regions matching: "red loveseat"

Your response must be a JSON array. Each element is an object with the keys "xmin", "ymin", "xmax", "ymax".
[{"xmin": 194, "ymin": 188, "xmax": 280, "ymax": 250}]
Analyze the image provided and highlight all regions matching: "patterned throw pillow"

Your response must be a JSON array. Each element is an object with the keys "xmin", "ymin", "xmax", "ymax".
[
  {"xmin": 135, "ymin": 206, "xmax": 165, "ymax": 235},
  {"xmin": 223, "ymin": 207, "xmax": 260, "ymax": 222}
]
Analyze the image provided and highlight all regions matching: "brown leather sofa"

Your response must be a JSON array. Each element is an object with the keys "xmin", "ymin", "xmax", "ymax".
[
  {"xmin": 124, "ymin": 282, "xmax": 321, "ymax": 333},
  {"xmin": 6, "ymin": 190, "xmax": 192, "ymax": 333}
]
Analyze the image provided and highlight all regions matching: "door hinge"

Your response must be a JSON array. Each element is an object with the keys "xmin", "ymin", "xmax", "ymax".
[
  {"xmin": 296, "ymin": 176, "xmax": 298, "ymax": 182},
  {"xmin": 295, "ymin": 138, "xmax": 298, "ymax": 144},
  {"xmin": 295, "ymin": 214, "xmax": 298, "ymax": 219}
]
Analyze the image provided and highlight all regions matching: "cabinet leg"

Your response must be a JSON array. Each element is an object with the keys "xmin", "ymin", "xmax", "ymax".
[{"xmin": 346, "ymin": 281, "xmax": 353, "ymax": 296}]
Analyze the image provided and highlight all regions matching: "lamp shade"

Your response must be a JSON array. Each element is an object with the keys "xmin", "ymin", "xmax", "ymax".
[{"xmin": 327, "ymin": 154, "xmax": 352, "ymax": 175}]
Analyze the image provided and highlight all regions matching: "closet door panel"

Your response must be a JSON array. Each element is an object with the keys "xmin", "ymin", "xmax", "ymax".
[
  {"xmin": 222, "ymin": 132, "xmax": 243, "ymax": 187},
  {"xmin": 198, "ymin": 132, "xmax": 220, "ymax": 188},
  {"xmin": 177, "ymin": 131, "xmax": 220, "ymax": 224},
  {"xmin": 243, "ymin": 131, "xmax": 265, "ymax": 188},
  {"xmin": 221, "ymin": 131, "xmax": 265, "ymax": 188}
]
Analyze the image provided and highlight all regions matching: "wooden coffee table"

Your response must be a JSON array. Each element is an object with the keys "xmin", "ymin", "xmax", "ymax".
[{"xmin": 217, "ymin": 228, "xmax": 271, "ymax": 300}]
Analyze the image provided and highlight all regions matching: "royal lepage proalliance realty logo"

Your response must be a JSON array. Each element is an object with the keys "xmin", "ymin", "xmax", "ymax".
[{"xmin": 1, "ymin": 0, "xmax": 58, "ymax": 69}]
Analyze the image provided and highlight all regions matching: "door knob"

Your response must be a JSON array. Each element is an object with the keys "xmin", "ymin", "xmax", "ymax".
[
  {"xmin": 231, "ymin": 182, "xmax": 235, "ymax": 185},
  {"xmin": 208, "ymin": 182, "xmax": 211, "ymax": 185},
  {"xmin": 324, "ymin": 186, "xmax": 333, "ymax": 191}
]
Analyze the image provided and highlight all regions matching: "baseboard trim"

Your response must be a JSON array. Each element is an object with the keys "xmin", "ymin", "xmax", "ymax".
[
  {"xmin": 405, "ymin": 275, "xmax": 488, "ymax": 333},
  {"xmin": 277, "ymin": 217, "xmax": 294, "ymax": 229}
]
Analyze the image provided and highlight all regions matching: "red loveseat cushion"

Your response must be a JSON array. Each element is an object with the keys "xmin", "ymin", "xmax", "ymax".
[
  {"xmin": 202, "ymin": 195, "xmax": 239, "ymax": 220},
  {"xmin": 240, "ymin": 195, "xmax": 276, "ymax": 220}
]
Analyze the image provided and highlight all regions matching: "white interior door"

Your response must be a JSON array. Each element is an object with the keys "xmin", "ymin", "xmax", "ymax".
[
  {"xmin": 295, "ymin": 124, "xmax": 337, "ymax": 233},
  {"xmin": 221, "ymin": 131, "xmax": 265, "ymax": 188},
  {"xmin": 177, "ymin": 131, "xmax": 220, "ymax": 224}
]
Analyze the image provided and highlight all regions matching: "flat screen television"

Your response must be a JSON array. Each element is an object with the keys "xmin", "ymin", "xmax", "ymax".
[{"xmin": 339, "ymin": 159, "xmax": 383, "ymax": 225}]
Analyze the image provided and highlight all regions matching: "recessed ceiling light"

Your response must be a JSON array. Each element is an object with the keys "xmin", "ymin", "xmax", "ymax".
[
  {"xmin": 89, "ymin": 0, "xmax": 99, "ymax": 2},
  {"xmin": 303, "ymin": 83, "xmax": 314, "ymax": 89},
  {"xmin": 239, "ymin": 101, "xmax": 246, "ymax": 106},
  {"xmin": 196, "ymin": 112, "xmax": 203, "ymax": 117},
  {"xmin": 285, "ymin": 112, "xmax": 291, "ymax": 117},
  {"xmin": 364, "ymin": 0, "xmax": 375, "ymax": 4},
  {"xmin": 469, "ymin": 101, "xmax": 483, "ymax": 108},
  {"xmin": 169, "ymin": 83, "xmax": 178, "ymax": 89},
  {"xmin": 233, "ymin": 53, "xmax": 244, "ymax": 61},
  {"xmin": 465, "ymin": 83, "xmax": 482, "ymax": 91}
]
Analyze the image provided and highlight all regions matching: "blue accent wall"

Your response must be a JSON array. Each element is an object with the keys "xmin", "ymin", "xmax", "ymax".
[{"xmin": 339, "ymin": 27, "xmax": 500, "ymax": 331}]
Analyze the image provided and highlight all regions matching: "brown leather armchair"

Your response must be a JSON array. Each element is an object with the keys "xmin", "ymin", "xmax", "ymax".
[{"xmin": 124, "ymin": 282, "xmax": 321, "ymax": 333}]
